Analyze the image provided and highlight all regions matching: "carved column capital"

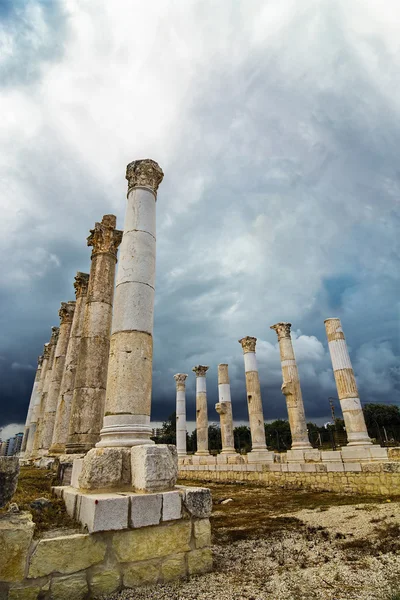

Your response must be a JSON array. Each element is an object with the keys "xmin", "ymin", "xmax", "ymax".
[
  {"xmin": 87, "ymin": 215, "xmax": 123, "ymax": 258},
  {"xmin": 43, "ymin": 343, "xmax": 51, "ymax": 359},
  {"xmin": 74, "ymin": 272, "xmax": 90, "ymax": 298},
  {"xmin": 50, "ymin": 327, "xmax": 59, "ymax": 345},
  {"xmin": 126, "ymin": 159, "xmax": 164, "ymax": 197},
  {"xmin": 174, "ymin": 373, "xmax": 188, "ymax": 385},
  {"xmin": 270, "ymin": 322, "xmax": 292, "ymax": 341},
  {"xmin": 59, "ymin": 301, "xmax": 76, "ymax": 325},
  {"xmin": 238, "ymin": 336, "xmax": 257, "ymax": 353},
  {"xmin": 192, "ymin": 365, "xmax": 209, "ymax": 377}
]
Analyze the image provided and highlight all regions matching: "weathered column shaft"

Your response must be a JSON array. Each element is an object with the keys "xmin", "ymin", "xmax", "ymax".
[
  {"xmin": 40, "ymin": 302, "xmax": 76, "ymax": 452},
  {"xmin": 325, "ymin": 318, "xmax": 371, "ymax": 446},
  {"xmin": 26, "ymin": 345, "xmax": 49, "ymax": 456},
  {"xmin": 174, "ymin": 374, "xmax": 188, "ymax": 456},
  {"xmin": 215, "ymin": 364, "xmax": 236, "ymax": 454},
  {"xmin": 238, "ymin": 337, "xmax": 267, "ymax": 450},
  {"xmin": 193, "ymin": 365, "xmax": 209, "ymax": 456},
  {"xmin": 271, "ymin": 322, "xmax": 311, "ymax": 450},
  {"xmin": 66, "ymin": 215, "xmax": 122, "ymax": 453},
  {"xmin": 97, "ymin": 160, "xmax": 163, "ymax": 448},
  {"xmin": 21, "ymin": 356, "xmax": 43, "ymax": 454},
  {"xmin": 32, "ymin": 327, "xmax": 59, "ymax": 456},
  {"xmin": 50, "ymin": 273, "xmax": 89, "ymax": 454}
]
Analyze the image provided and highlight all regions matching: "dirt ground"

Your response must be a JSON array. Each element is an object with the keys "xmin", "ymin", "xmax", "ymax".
[{"xmin": 108, "ymin": 480, "xmax": 400, "ymax": 600}]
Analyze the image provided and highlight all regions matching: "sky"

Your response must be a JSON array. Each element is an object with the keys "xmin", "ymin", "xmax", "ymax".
[{"xmin": 0, "ymin": 0, "xmax": 399, "ymax": 440}]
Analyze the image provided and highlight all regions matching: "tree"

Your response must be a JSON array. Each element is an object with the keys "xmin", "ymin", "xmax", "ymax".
[
  {"xmin": 233, "ymin": 425, "xmax": 251, "ymax": 453},
  {"xmin": 155, "ymin": 412, "xmax": 176, "ymax": 445},
  {"xmin": 265, "ymin": 420, "xmax": 291, "ymax": 451},
  {"xmin": 363, "ymin": 404, "xmax": 400, "ymax": 443}
]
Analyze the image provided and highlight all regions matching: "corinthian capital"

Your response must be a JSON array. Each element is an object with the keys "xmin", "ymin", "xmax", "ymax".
[
  {"xmin": 126, "ymin": 159, "xmax": 164, "ymax": 197},
  {"xmin": 174, "ymin": 373, "xmax": 188, "ymax": 385},
  {"xmin": 87, "ymin": 215, "xmax": 123, "ymax": 258},
  {"xmin": 59, "ymin": 301, "xmax": 76, "ymax": 325},
  {"xmin": 192, "ymin": 365, "xmax": 209, "ymax": 377},
  {"xmin": 238, "ymin": 336, "xmax": 257, "ymax": 353},
  {"xmin": 74, "ymin": 272, "xmax": 90, "ymax": 298},
  {"xmin": 270, "ymin": 322, "xmax": 292, "ymax": 341}
]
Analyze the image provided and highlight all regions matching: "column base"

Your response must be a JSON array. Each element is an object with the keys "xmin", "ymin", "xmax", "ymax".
[
  {"xmin": 96, "ymin": 414, "xmax": 154, "ymax": 448},
  {"xmin": 65, "ymin": 443, "xmax": 95, "ymax": 455},
  {"xmin": 291, "ymin": 442, "xmax": 313, "ymax": 450},
  {"xmin": 220, "ymin": 448, "xmax": 237, "ymax": 455},
  {"xmin": 48, "ymin": 443, "xmax": 66, "ymax": 455},
  {"xmin": 194, "ymin": 451, "xmax": 210, "ymax": 456}
]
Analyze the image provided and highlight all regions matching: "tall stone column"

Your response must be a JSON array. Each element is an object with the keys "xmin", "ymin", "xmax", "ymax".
[
  {"xmin": 193, "ymin": 366, "xmax": 210, "ymax": 456},
  {"xmin": 66, "ymin": 216, "xmax": 122, "ymax": 453},
  {"xmin": 325, "ymin": 318, "xmax": 372, "ymax": 446},
  {"xmin": 174, "ymin": 374, "xmax": 188, "ymax": 456},
  {"xmin": 270, "ymin": 322, "xmax": 311, "ymax": 450},
  {"xmin": 238, "ymin": 337, "xmax": 268, "ymax": 452},
  {"xmin": 50, "ymin": 273, "xmax": 89, "ymax": 455},
  {"xmin": 21, "ymin": 355, "xmax": 44, "ymax": 454},
  {"xmin": 97, "ymin": 160, "xmax": 164, "ymax": 448},
  {"xmin": 32, "ymin": 327, "xmax": 59, "ymax": 457},
  {"xmin": 215, "ymin": 364, "xmax": 236, "ymax": 454},
  {"xmin": 26, "ymin": 344, "xmax": 49, "ymax": 457},
  {"xmin": 40, "ymin": 301, "xmax": 76, "ymax": 453}
]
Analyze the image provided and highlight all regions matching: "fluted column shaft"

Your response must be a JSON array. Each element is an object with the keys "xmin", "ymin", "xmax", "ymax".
[
  {"xmin": 174, "ymin": 373, "xmax": 188, "ymax": 456},
  {"xmin": 50, "ymin": 273, "xmax": 89, "ymax": 454},
  {"xmin": 325, "ymin": 318, "xmax": 371, "ymax": 446},
  {"xmin": 66, "ymin": 215, "xmax": 122, "ymax": 453},
  {"xmin": 21, "ymin": 356, "xmax": 43, "ymax": 454},
  {"xmin": 97, "ymin": 160, "xmax": 163, "ymax": 448},
  {"xmin": 193, "ymin": 365, "xmax": 210, "ymax": 456},
  {"xmin": 238, "ymin": 337, "xmax": 267, "ymax": 450},
  {"xmin": 271, "ymin": 322, "xmax": 311, "ymax": 450},
  {"xmin": 215, "ymin": 364, "xmax": 236, "ymax": 454}
]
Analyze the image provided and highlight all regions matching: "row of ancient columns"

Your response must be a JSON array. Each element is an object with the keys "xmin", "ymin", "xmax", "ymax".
[{"xmin": 173, "ymin": 320, "xmax": 371, "ymax": 456}]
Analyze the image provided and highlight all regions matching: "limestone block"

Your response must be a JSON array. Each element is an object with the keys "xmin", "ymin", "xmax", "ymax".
[
  {"xmin": 382, "ymin": 462, "xmax": 400, "ymax": 473},
  {"xmin": 180, "ymin": 487, "xmax": 212, "ymax": 518},
  {"xmin": 78, "ymin": 448, "xmax": 124, "ymax": 490},
  {"xmin": 123, "ymin": 560, "xmax": 159, "ymax": 587},
  {"xmin": 28, "ymin": 533, "xmax": 106, "ymax": 578},
  {"xmin": 161, "ymin": 553, "xmax": 186, "ymax": 581},
  {"xmin": 187, "ymin": 548, "xmax": 213, "ymax": 575},
  {"xmin": 193, "ymin": 519, "xmax": 212, "ymax": 548},
  {"xmin": 51, "ymin": 486, "xmax": 65, "ymax": 499},
  {"xmin": 361, "ymin": 463, "xmax": 382, "ymax": 473},
  {"xmin": 0, "ymin": 457, "xmax": 20, "ymax": 508},
  {"xmin": 369, "ymin": 446, "xmax": 389, "ymax": 461},
  {"xmin": 162, "ymin": 491, "xmax": 182, "ymax": 522},
  {"xmin": 287, "ymin": 464, "xmax": 302, "ymax": 472},
  {"xmin": 51, "ymin": 573, "xmax": 88, "ymax": 600},
  {"xmin": 304, "ymin": 449, "xmax": 322, "ymax": 463},
  {"xmin": 344, "ymin": 462, "xmax": 362, "ymax": 472},
  {"xmin": 70, "ymin": 459, "xmax": 83, "ymax": 489},
  {"xmin": 63, "ymin": 488, "xmax": 78, "ymax": 518},
  {"xmin": 0, "ymin": 512, "xmax": 35, "ymax": 582},
  {"xmin": 246, "ymin": 450, "xmax": 274, "ymax": 464},
  {"xmin": 321, "ymin": 451, "xmax": 343, "ymax": 462},
  {"xmin": 79, "ymin": 493, "xmax": 129, "ymax": 532},
  {"xmin": 113, "ymin": 521, "xmax": 191, "ymax": 562},
  {"xmin": 130, "ymin": 493, "xmax": 162, "ymax": 528},
  {"xmin": 315, "ymin": 464, "xmax": 328, "ymax": 472},
  {"xmin": 131, "ymin": 445, "xmax": 177, "ymax": 492},
  {"xmin": 388, "ymin": 447, "xmax": 400, "ymax": 461},
  {"xmin": 301, "ymin": 464, "xmax": 317, "ymax": 472},
  {"xmin": 286, "ymin": 449, "xmax": 306, "ymax": 463},
  {"xmin": 326, "ymin": 462, "xmax": 345, "ymax": 472},
  {"xmin": 8, "ymin": 584, "xmax": 42, "ymax": 600},
  {"xmin": 89, "ymin": 565, "xmax": 121, "ymax": 597}
]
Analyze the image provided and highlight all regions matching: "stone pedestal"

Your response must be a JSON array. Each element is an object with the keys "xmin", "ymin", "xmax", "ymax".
[
  {"xmin": 238, "ymin": 337, "xmax": 269, "ymax": 457},
  {"xmin": 215, "ymin": 364, "xmax": 236, "ymax": 455},
  {"xmin": 21, "ymin": 355, "xmax": 43, "ymax": 455},
  {"xmin": 50, "ymin": 273, "xmax": 89, "ymax": 454},
  {"xmin": 270, "ymin": 322, "xmax": 312, "ymax": 450},
  {"xmin": 66, "ymin": 216, "xmax": 122, "ymax": 454},
  {"xmin": 325, "ymin": 318, "xmax": 372, "ymax": 447},
  {"xmin": 193, "ymin": 366, "xmax": 210, "ymax": 456},
  {"xmin": 41, "ymin": 301, "xmax": 76, "ymax": 453},
  {"xmin": 174, "ymin": 374, "xmax": 188, "ymax": 456}
]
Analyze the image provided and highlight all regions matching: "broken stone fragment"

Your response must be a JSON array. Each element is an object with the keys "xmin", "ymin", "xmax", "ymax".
[{"xmin": 0, "ymin": 456, "xmax": 20, "ymax": 508}]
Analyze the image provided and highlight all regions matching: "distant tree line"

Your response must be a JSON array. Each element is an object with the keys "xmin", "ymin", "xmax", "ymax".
[{"xmin": 152, "ymin": 404, "xmax": 400, "ymax": 453}]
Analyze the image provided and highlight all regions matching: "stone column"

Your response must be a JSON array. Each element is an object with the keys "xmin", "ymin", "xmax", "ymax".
[
  {"xmin": 40, "ymin": 302, "xmax": 76, "ymax": 453},
  {"xmin": 325, "ymin": 318, "xmax": 372, "ymax": 446},
  {"xmin": 193, "ymin": 366, "xmax": 210, "ymax": 456},
  {"xmin": 270, "ymin": 322, "xmax": 312, "ymax": 450},
  {"xmin": 50, "ymin": 273, "xmax": 89, "ymax": 455},
  {"xmin": 97, "ymin": 160, "xmax": 164, "ymax": 448},
  {"xmin": 66, "ymin": 216, "xmax": 122, "ymax": 453},
  {"xmin": 174, "ymin": 374, "xmax": 188, "ymax": 457},
  {"xmin": 21, "ymin": 355, "xmax": 44, "ymax": 454},
  {"xmin": 238, "ymin": 337, "xmax": 268, "ymax": 452},
  {"xmin": 215, "ymin": 364, "xmax": 236, "ymax": 455},
  {"xmin": 32, "ymin": 327, "xmax": 59, "ymax": 457},
  {"xmin": 26, "ymin": 345, "xmax": 49, "ymax": 457}
]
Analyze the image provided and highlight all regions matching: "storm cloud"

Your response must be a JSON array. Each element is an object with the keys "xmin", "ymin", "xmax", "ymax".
[{"xmin": 0, "ymin": 0, "xmax": 399, "ymax": 437}]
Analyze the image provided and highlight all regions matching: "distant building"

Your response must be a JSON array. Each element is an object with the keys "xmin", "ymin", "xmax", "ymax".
[
  {"xmin": 6, "ymin": 438, "xmax": 15, "ymax": 456},
  {"xmin": 13, "ymin": 432, "xmax": 24, "ymax": 455}
]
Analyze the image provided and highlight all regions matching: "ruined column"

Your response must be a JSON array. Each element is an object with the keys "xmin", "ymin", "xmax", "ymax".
[
  {"xmin": 238, "ymin": 337, "xmax": 268, "ymax": 453},
  {"xmin": 49, "ymin": 273, "xmax": 89, "ymax": 455},
  {"xmin": 215, "ymin": 364, "xmax": 236, "ymax": 455},
  {"xmin": 193, "ymin": 366, "xmax": 210, "ymax": 456},
  {"xmin": 26, "ymin": 345, "xmax": 49, "ymax": 457},
  {"xmin": 325, "ymin": 318, "xmax": 372, "ymax": 446},
  {"xmin": 66, "ymin": 216, "xmax": 122, "ymax": 453},
  {"xmin": 270, "ymin": 322, "xmax": 312, "ymax": 450},
  {"xmin": 96, "ymin": 160, "xmax": 163, "ymax": 448},
  {"xmin": 174, "ymin": 374, "xmax": 188, "ymax": 456},
  {"xmin": 21, "ymin": 355, "xmax": 44, "ymax": 454},
  {"xmin": 32, "ymin": 327, "xmax": 59, "ymax": 457}
]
